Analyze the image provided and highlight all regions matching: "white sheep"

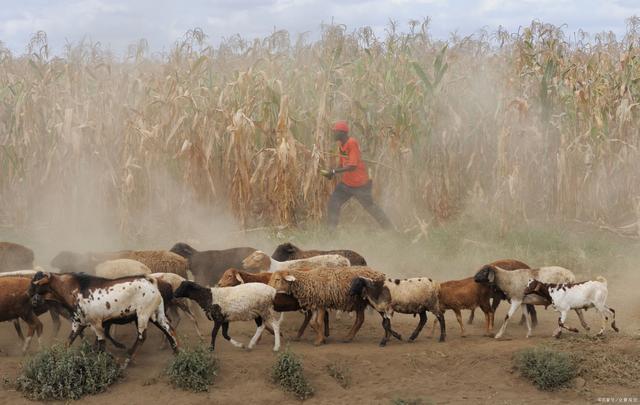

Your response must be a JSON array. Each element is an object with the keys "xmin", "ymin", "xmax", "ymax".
[
  {"xmin": 524, "ymin": 276, "xmax": 618, "ymax": 337},
  {"xmin": 349, "ymin": 276, "xmax": 444, "ymax": 345},
  {"xmin": 474, "ymin": 265, "xmax": 590, "ymax": 339},
  {"xmin": 175, "ymin": 280, "xmax": 282, "ymax": 351},
  {"xmin": 95, "ymin": 259, "xmax": 151, "ymax": 279},
  {"xmin": 242, "ymin": 250, "xmax": 350, "ymax": 273}
]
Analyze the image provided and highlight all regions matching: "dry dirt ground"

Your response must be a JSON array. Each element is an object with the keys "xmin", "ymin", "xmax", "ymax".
[{"xmin": 0, "ymin": 285, "xmax": 638, "ymax": 405}]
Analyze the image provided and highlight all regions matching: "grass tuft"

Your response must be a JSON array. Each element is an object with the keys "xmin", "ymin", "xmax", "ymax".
[
  {"xmin": 271, "ymin": 348, "xmax": 314, "ymax": 400},
  {"xmin": 14, "ymin": 341, "xmax": 122, "ymax": 400},
  {"xmin": 166, "ymin": 346, "xmax": 218, "ymax": 392},
  {"xmin": 326, "ymin": 361, "xmax": 351, "ymax": 388},
  {"xmin": 513, "ymin": 347, "xmax": 577, "ymax": 391}
]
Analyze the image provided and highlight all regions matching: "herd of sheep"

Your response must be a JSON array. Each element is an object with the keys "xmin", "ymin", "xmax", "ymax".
[{"xmin": 0, "ymin": 240, "xmax": 619, "ymax": 366}]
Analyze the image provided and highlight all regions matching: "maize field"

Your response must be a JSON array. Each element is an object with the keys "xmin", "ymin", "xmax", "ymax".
[{"xmin": 1, "ymin": 20, "xmax": 640, "ymax": 241}]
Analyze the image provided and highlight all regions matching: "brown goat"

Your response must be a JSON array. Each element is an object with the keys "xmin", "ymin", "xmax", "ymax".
[
  {"xmin": 0, "ymin": 277, "xmax": 44, "ymax": 353},
  {"xmin": 0, "ymin": 242, "xmax": 35, "ymax": 272},
  {"xmin": 436, "ymin": 278, "xmax": 494, "ymax": 337},
  {"xmin": 216, "ymin": 268, "xmax": 326, "ymax": 339}
]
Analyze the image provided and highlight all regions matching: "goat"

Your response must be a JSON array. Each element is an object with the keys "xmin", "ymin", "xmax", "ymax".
[
  {"xmin": 524, "ymin": 277, "xmax": 618, "ymax": 338},
  {"xmin": 474, "ymin": 265, "xmax": 589, "ymax": 339},
  {"xmin": 28, "ymin": 272, "xmax": 178, "ymax": 364}
]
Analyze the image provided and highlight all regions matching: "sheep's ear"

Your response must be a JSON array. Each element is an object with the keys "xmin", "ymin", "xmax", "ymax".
[
  {"xmin": 284, "ymin": 275, "xmax": 296, "ymax": 282},
  {"xmin": 33, "ymin": 275, "xmax": 50, "ymax": 286},
  {"xmin": 488, "ymin": 269, "xmax": 495, "ymax": 283},
  {"xmin": 235, "ymin": 273, "xmax": 245, "ymax": 284}
]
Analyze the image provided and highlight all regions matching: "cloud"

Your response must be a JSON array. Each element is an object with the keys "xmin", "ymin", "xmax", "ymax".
[{"xmin": 0, "ymin": 0, "xmax": 637, "ymax": 55}]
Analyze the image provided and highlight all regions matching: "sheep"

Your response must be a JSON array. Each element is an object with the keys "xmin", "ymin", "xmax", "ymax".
[
  {"xmin": 467, "ymin": 259, "xmax": 534, "ymax": 326},
  {"xmin": 216, "ymin": 267, "xmax": 322, "ymax": 339},
  {"xmin": 474, "ymin": 265, "xmax": 589, "ymax": 339},
  {"xmin": 350, "ymin": 276, "xmax": 445, "ymax": 346},
  {"xmin": 174, "ymin": 280, "xmax": 282, "ymax": 351},
  {"xmin": 149, "ymin": 272, "xmax": 203, "ymax": 338},
  {"xmin": 243, "ymin": 250, "xmax": 350, "ymax": 273},
  {"xmin": 95, "ymin": 259, "xmax": 152, "ymax": 279},
  {"xmin": 524, "ymin": 277, "xmax": 618, "ymax": 338},
  {"xmin": 29, "ymin": 271, "xmax": 178, "ymax": 363},
  {"xmin": 51, "ymin": 250, "xmax": 190, "ymax": 279},
  {"xmin": 170, "ymin": 242, "xmax": 256, "ymax": 285},
  {"xmin": 269, "ymin": 265, "xmax": 385, "ymax": 345},
  {"xmin": 0, "ymin": 242, "xmax": 35, "ymax": 272},
  {"xmin": 0, "ymin": 277, "xmax": 45, "ymax": 353},
  {"xmin": 271, "ymin": 242, "xmax": 367, "ymax": 266}
]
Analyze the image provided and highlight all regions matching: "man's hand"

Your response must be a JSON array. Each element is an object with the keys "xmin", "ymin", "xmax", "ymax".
[{"xmin": 319, "ymin": 168, "xmax": 335, "ymax": 179}]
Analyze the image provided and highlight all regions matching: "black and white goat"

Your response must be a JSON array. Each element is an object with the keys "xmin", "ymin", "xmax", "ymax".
[{"xmin": 524, "ymin": 276, "xmax": 619, "ymax": 338}]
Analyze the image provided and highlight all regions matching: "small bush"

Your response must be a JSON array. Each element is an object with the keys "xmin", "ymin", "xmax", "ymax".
[
  {"xmin": 326, "ymin": 361, "xmax": 351, "ymax": 388},
  {"xmin": 167, "ymin": 346, "xmax": 218, "ymax": 392},
  {"xmin": 271, "ymin": 348, "xmax": 313, "ymax": 400},
  {"xmin": 513, "ymin": 347, "xmax": 577, "ymax": 391},
  {"xmin": 15, "ymin": 342, "xmax": 122, "ymax": 400}
]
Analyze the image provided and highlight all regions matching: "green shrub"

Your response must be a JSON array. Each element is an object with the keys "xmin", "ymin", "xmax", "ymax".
[
  {"xmin": 271, "ymin": 348, "xmax": 313, "ymax": 400},
  {"xmin": 326, "ymin": 361, "xmax": 351, "ymax": 388},
  {"xmin": 15, "ymin": 342, "xmax": 122, "ymax": 400},
  {"xmin": 166, "ymin": 346, "xmax": 218, "ymax": 392},
  {"xmin": 513, "ymin": 347, "xmax": 577, "ymax": 391}
]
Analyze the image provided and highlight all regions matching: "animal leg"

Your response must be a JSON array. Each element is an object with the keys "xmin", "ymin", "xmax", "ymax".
[
  {"xmin": 379, "ymin": 314, "xmax": 391, "ymax": 347},
  {"xmin": 248, "ymin": 320, "xmax": 266, "ymax": 350},
  {"xmin": 314, "ymin": 309, "xmax": 326, "ymax": 346},
  {"xmin": 295, "ymin": 311, "xmax": 312, "ymax": 341},
  {"xmin": 324, "ymin": 309, "xmax": 330, "ymax": 338},
  {"xmin": 523, "ymin": 305, "xmax": 533, "ymax": 338},
  {"xmin": 103, "ymin": 323, "xmax": 127, "ymax": 350},
  {"xmin": 210, "ymin": 321, "xmax": 221, "ymax": 351},
  {"xmin": 21, "ymin": 312, "xmax": 43, "ymax": 353},
  {"xmin": 467, "ymin": 308, "xmax": 475, "ymax": 324},
  {"xmin": 67, "ymin": 322, "xmax": 86, "ymax": 347},
  {"xmin": 409, "ymin": 311, "xmax": 427, "ymax": 341},
  {"xmin": 152, "ymin": 313, "xmax": 179, "ymax": 353},
  {"xmin": 49, "ymin": 309, "xmax": 61, "ymax": 338},
  {"xmin": 454, "ymin": 309, "xmax": 465, "ymax": 337},
  {"xmin": 223, "ymin": 321, "xmax": 244, "ymax": 348},
  {"xmin": 13, "ymin": 320, "xmax": 25, "ymax": 343},
  {"xmin": 608, "ymin": 307, "xmax": 619, "ymax": 332},
  {"xmin": 436, "ymin": 313, "xmax": 446, "ymax": 342},
  {"xmin": 270, "ymin": 311, "xmax": 283, "ymax": 352},
  {"xmin": 494, "ymin": 300, "xmax": 521, "ymax": 339},
  {"xmin": 343, "ymin": 309, "xmax": 364, "ymax": 342},
  {"xmin": 574, "ymin": 309, "xmax": 590, "ymax": 331},
  {"xmin": 176, "ymin": 299, "xmax": 203, "ymax": 338},
  {"xmin": 527, "ymin": 305, "xmax": 538, "ymax": 327}
]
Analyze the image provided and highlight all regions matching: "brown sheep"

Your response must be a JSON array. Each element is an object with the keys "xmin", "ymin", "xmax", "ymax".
[
  {"xmin": 170, "ymin": 242, "xmax": 256, "ymax": 285},
  {"xmin": 0, "ymin": 242, "xmax": 35, "ymax": 272}
]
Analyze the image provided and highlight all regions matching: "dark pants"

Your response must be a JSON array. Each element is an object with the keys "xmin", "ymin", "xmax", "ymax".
[{"xmin": 327, "ymin": 181, "xmax": 392, "ymax": 230}]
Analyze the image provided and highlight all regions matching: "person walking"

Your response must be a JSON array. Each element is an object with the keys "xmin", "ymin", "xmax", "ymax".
[{"xmin": 320, "ymin": 120, "xmax": 392, "ymax": 230}]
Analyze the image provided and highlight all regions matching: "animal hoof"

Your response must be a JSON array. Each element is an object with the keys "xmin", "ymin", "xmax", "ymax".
[{"xmin": 379, "ymin": 341, "xmax": 387, "ymax": 347}]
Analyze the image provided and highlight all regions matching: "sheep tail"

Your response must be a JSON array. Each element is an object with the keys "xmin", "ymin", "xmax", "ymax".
[{"xmin": 595, "ymin": 276, "xmax": 607, "ymax": 285}]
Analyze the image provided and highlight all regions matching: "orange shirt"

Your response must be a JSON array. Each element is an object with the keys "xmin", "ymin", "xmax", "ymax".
[{"xmin": 339, "ymin": 137, "xmax": 369, "ymax": 187}]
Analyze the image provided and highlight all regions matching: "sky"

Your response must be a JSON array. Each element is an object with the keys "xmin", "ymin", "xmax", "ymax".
[{"xmin": 0, "ymin": 0, "xmax": 638, "ymax": 56}]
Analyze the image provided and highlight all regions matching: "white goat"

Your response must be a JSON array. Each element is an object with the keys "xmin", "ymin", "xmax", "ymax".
[
  {"xmin": 175, "ymin": 280, "xmax": 282, "ymax": 351},
  {"xmin": 474, "ymin": 265, "xmax": 590, "ymax": 339},
  {"xmin": 242, "ymin": 250, "xmax": 350, "ymax": 273},
  {"xmin": 524, "ymin": 277, "xmax": 618, "ymax": 337}
]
